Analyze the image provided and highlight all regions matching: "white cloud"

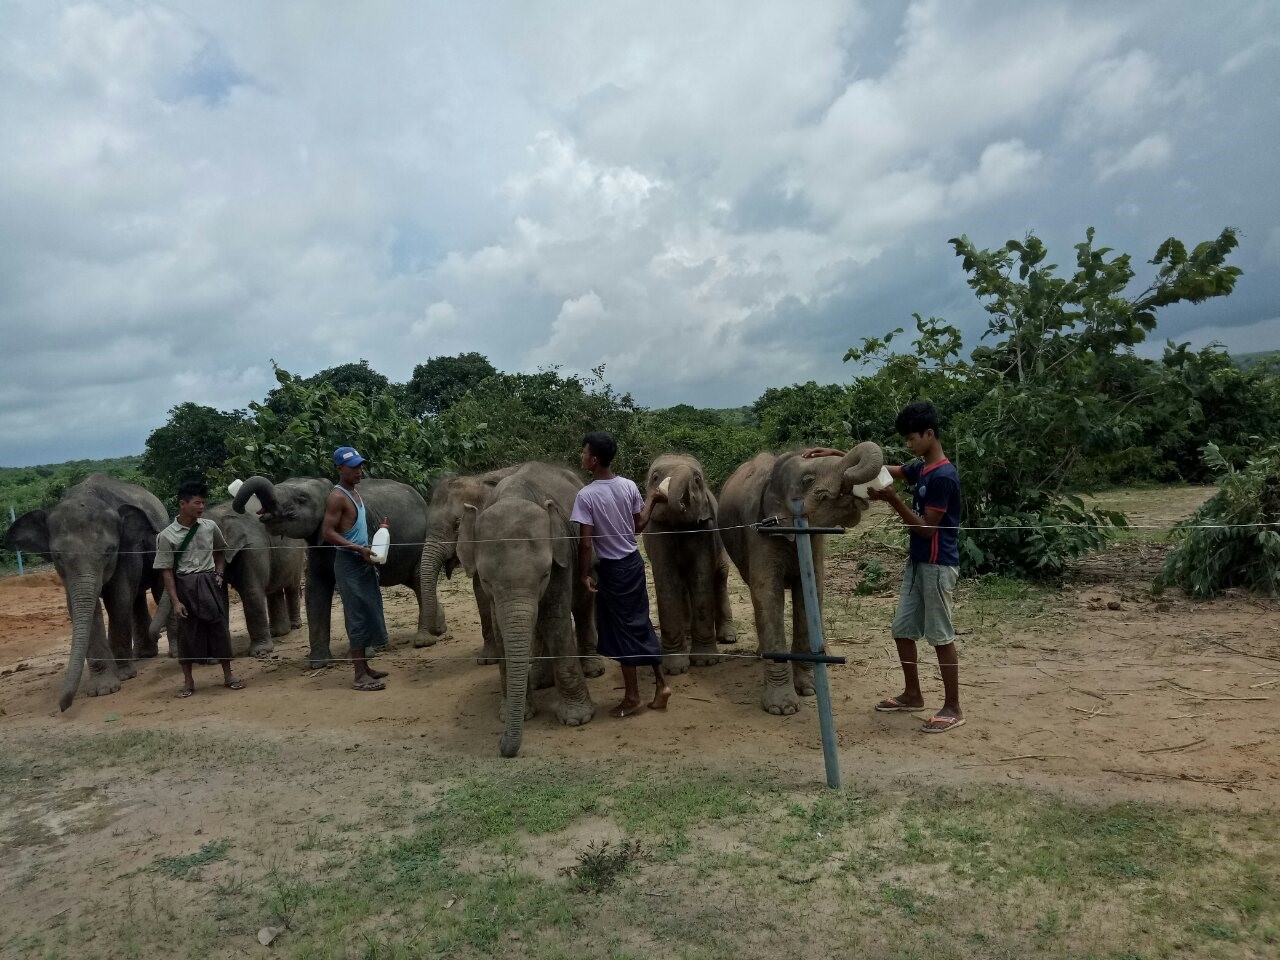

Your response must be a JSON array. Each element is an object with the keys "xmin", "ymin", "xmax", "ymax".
[{"xmin": 1096, "ymin": 133, "xmax": 1173, "ymax": 181}]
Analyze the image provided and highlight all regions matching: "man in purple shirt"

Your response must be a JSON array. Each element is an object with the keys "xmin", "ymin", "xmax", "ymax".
[{"xmin": 572, "ymin": 432, "xmax": 670, "ymax": 717}]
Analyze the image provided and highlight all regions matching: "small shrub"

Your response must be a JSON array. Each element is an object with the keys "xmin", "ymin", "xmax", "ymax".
[{"xmin": 561, "ymin": 840, "xmax": 642, "ymax": 891}]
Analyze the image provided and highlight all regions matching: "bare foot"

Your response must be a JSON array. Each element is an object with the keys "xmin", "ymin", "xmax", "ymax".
[
  {"xmin": 650, "ymin": 686, "xmax": 671, "ymax": 710},
  {"xmin": 365, "ymin": 666, "xmax": 388, "ymax": 680},
  {"xmin": 611, "ymin": 698, "xmax": 641, "ymax": 718}
]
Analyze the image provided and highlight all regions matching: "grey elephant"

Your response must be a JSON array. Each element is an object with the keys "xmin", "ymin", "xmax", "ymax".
[
  {"xmin": 231, "ymin": 475, "xmax": 440, "ymax": 668},
  {"xmin": 418, "ymin": 465, "xmax": 518, "ymax": 659},
  {"xmin": 4, "ymin": 475, "xmax": 167, "ymax": 711},
  {"xmin": 641, "ymin": 453, "xmax": 737, "ymax": 674},
  {"xmin": 719, "ymin": 443, "xmax": 884, "ymax": 715},
  {"xmin": 456, "ymin": 463, "xmax": 597, "ymax": 757},
  {"xmin": 150, "ymin": 500, "xmax": 303, "ymax": 657}
]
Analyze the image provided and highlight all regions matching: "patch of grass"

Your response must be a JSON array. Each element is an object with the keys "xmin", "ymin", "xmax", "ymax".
[
  {"xmin": 562, "ymin": 840, "xmax": 643, "ymax": 891},
  {"xmin": 153, "ymin": 838, "xmax": 231, "ymax": 880}
]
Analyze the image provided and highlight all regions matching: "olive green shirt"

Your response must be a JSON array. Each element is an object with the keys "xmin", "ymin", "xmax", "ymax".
[{"xmin": 154, "ymin": 517, "xmax": 226, "ymax": 575}]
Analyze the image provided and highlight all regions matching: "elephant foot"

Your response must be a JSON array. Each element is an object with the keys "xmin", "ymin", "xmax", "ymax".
[
  {"xmin": 689, "ymin": 643, "xmax": 723, "ymax": 667},
  {"xmin": 580, "ymin": 655, "xmax": 606, "ymax": 679},
  {"xmin": 717, "ymin": 630, "xmax": 739, "ymax": 645},
  {"xmin": 290, "ymin": 619, "xmax": 303, "ymax": 631},
  {"xmin": 662, "ymin": 652, "xmax": 691, "ymax": 675},
  {"xmin": 499, "ymin": 698, "xmax": 536, "ymax": 723},
  {"xmin": 475, "ymin": 643, "xmax": 500, "ymax": 665},
  {"xmin": 115, "ymin": 660, "xmax": 138, "ymax": 681},
  {"xmin": 136, "ymin": 644, "xmax": 159, "ymax": 659},
  {"xmin": 249, "ymin": 641, "xmax": 275, "ymax": 658},
  {"xmin": 83, "ymin": 669, "xmax": 123, "ymax": 699},
  {"xmin": 270, "ymin": 625, "xmax": 291, "ymax": 638},
  {"xmin": 793, "ymin": 663, "xmax": 816, "ymax": 696},
  {"xmin": 761, "ymin": 683, "xmax": 800, "ymax": 716},
  {"xmin": 531, "ymin": 661, "xmax": 555, "ymax": 691},
  {"xmin": 413, "ymin": 632, "xmax": 442, "ymax": 649},
  {"xmin": 557, "ymin": 697, "xmax": 595, "ymax": 727},
  {"xmin": 307, "ymin": 655, "xmax": 333, "ymax": 670},
  {"xmin": 499, "ymin": 733, "xmax": 522, "ymax": 758}
]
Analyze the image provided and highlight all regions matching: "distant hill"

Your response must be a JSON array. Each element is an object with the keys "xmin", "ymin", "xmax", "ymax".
[
  {"xmin": 1232, "ymin": 350, "xmax": 1280, "ymax": 372},
  {"xmin": 0, "ymin": 455, "xmax": 143, "ymax": 512}
]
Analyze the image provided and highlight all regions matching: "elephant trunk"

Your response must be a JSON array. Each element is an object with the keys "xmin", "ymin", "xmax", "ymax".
[
  {"xmin": 494, "ymin": 595, "xmax": 538, "ymax": 758},
  {"xmin": 232, "ymin": 476, "xmax": 279, "ymax": 516},
  {"xmin": 60, "ymin": 575, "xmax": 101, "ymax": 712},
  {"xmin": 838, "ymin": 442, "xmax": 885, "ymax": 491},
  {"xmin": 419, "ymin": 541, "xmax": 450, "ymax": 637},
  {"xmin": 149, "ymin": 591, "xmax": 172, "ymax": 645}
]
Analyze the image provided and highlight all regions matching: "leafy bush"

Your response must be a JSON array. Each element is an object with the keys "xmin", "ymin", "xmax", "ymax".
[
  {"xmin": 219, "ymin": 365, "xmax": 484, "ymax": 494},
  {"xmin": 1158, "ymin": 443, "xmax": 1280, "ymax": 598}
]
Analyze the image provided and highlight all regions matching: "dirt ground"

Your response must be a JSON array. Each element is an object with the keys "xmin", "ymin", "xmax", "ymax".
[{"xmin": 2, "ymin": 484, "xmax": 1275, "ymax": 812}]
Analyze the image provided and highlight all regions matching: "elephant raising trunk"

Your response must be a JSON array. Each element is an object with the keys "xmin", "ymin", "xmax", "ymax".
[
  {"xmin": 232, "ymin": 476, "xmax": 281, "ymax": 518},
  {"xmin": 838, "ymin": 442, "xmax": 884, "ymax": 494}
]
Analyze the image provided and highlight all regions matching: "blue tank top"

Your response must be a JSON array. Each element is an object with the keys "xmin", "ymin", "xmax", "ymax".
[{"xmin": 334, "ymin": 486, "xmax": 368, "ymax": 549}]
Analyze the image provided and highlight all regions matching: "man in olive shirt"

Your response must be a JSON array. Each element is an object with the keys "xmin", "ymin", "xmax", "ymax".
[{"xmin": 154, "ymin": 480, "xmax": 244, "ymax": 698}]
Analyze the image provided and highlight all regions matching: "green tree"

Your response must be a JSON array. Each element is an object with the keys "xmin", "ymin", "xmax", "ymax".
[
  {"xmin": 405, "ymin": 352, "xmax": 497, "ymax": 418},
  {"xmin": 140, "ymin": 403, "xmax": 246, "ymax": 498},
  {"xmin": 841, "ymin": 227, "xmax": 1243, "ymax": 578},
  {"xmin": 264, "ymin": 359, "xmax": 398, "ymax": 415}
]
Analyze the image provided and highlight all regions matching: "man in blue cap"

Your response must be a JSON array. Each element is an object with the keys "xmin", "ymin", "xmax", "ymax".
[{"xmin": 322, "ymin": 445, "xmax": 390, "ymax": 691}]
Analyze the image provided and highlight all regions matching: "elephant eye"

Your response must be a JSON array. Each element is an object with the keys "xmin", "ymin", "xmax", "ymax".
[{"xmin": 802, "ymin": 475, "xmax": 816, "ymax": 487}]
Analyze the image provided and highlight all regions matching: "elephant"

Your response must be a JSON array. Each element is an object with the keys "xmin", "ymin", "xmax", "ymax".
[
  {"xmin": 718, "ymin": 443, "xmax": 884, "ymax": 716},
  {"xmin": 641, "ymin": 453, "xmax": 737, "ymax": 675},
  {"xmin": 456, "ymin": 462, "xmax": 597, "ymax": 757},
  {"xmin": 231, "ymin": 474, "xmax": 441, "ymax": 668},
  {"xmin": 150, "ymin": 501, "xmax": 303, "ymax": 657},
  {"xmin": 418, "ymin": 465, "xmax": 519, "ymax": 659},
  {"xmin": 4, "ymin": 475, "xmax": 167, "ymax": 711}
]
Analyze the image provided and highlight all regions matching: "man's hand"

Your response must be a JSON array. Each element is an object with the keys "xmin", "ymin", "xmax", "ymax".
[
  {"xmin": 867, "ymin": 485, "xmax": 899, "ymax": 503},
  {"xmin": 802, "ymin": 447, "xmax": 844, "ymax": 459},
  {"xmin": 581, "ymin": 574, "xmax": 598, "ymax": 594},
  {"xmin": 175, "ymin": 601, "xmax": 189, "ymax": 619},
  {"xmin": 214, "ymin": 571, "xmax": 224, "ymax": 587},
  {"xmin": 359, "ymin": 546, "xmax": 376, "ymax": 564}
]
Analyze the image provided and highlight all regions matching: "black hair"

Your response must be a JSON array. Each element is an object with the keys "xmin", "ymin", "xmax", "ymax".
[
  {"xmin": 177, "ymin": 480, "xmax": 209, "ymax": 502},
  {"xmin": 582, "ymin": 432, "xmax": 618, "ymax": 467},
  {"xmin": 894, "ymin": 401, "xmax": 940, "ymax": 438}
]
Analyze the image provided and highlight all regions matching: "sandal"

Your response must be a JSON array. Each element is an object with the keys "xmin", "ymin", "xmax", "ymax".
[
  {"xmin": 176, "ymin": 687, "xmax": 194, "ymax": 699},
  {"xmin": 875, "ymin": 696, "xmax": 925, "ymax": 712},
  {"xmin": 224, "ymin": 678, "xmax": 245, "ymax": 690},
  {"xmin": 921, "ymin": 715, "xmax": 966, "ymax": 733},
  {"xmin": 353, "ymin": 677, "xmax": 386, "ymax": 692}
]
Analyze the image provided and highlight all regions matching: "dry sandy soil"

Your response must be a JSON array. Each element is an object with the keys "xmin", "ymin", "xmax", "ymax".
[{"xmin": 2, "ymin": 484, "xmax": 1274, "ymax": 807}]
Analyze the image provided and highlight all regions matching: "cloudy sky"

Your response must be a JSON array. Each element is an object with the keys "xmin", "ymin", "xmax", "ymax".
[{"xmin": 2, "ymin": 1, "xmax": 1278, "ymax": 466}]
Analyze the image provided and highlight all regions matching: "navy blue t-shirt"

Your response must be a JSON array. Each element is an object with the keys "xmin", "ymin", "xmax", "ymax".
[{"xmin": 901, "ymin": 458, "xmax": 962, "ymax": 566}]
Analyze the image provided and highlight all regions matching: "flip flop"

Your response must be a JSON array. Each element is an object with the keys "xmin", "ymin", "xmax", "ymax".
[
  {"xmin": 875, "ymin": 696, "xmax": 925, "ymax": 712},
  {"xmin": 353, "ymin": 678, "xmax": 386, "ymax": 692},
  {"xmin": 224, "ymin": 678, "xmax": 244, "ymax": 690},
  {"xmin": 921, "ymin": 715, "xmax": 966, "ymax": 733},
  {"xmin": 176, "ymin": 687, "xmax": 194, "ymax": 699}
]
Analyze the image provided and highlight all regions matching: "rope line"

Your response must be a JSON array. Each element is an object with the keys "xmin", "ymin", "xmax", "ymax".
[{"xmin": 15, "ymin": 519, "xmax": 1279, "ymax": 557}]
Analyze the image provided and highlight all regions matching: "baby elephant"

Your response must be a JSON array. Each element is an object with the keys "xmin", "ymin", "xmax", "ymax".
[{"xmin": 642, "ymin": 454, "xmax": 737, "ymax": 674}]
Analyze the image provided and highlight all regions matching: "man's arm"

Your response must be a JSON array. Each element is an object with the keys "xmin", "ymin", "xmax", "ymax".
[
  {"xmin": 322, "ymin": 491, "xmax": 373, "ymax": 560},
  {"xmin": 210, "ymin": 522, "xmax": 226, "ymax": 581},
  {"xmin": 633, "ymin": 488, "xmax": 665, "ymax": 534},
  {"xmin": 870, "ymin": 487, "xmax": 945, "ymax": 539},
  {"xmin": 578, "ymin": 524, "xmax": 596, "ymax": 593}
]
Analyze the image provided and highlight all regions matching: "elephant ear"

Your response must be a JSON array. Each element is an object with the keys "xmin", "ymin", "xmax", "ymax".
[
  {"xmin": 456, "ymin": 503, "xmax": 480, "ymax": 577},
  {"xmin": 118, "ymin": 504, "xmax": 164, "ymax": 568},
  {"xmin": 221, "ymin": 519, "xmax": 251, "ymax": 565},
  {"xmin": 544, "ymin": 499, "xmax": 572, "ymax": 569},
  {"xmin": 760, "ymin": 455, "xmax": 798, "ymax": 542},
  {"xmin": 5, "ymin": 509, "xmax": 52, "ymax": 561}
]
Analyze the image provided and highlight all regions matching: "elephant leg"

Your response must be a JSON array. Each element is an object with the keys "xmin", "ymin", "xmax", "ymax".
[
  {"xmin": 133, "ymin": 590, "xmax": 157, "ymax": 659},
  {"xmin": 103, "ymin": 579, "xmax": 137, "ymax": 680},
  {"xmin": 714, "ymin": 552, "xmax": 738, "ymax": 645},
  {"xmin": 571, "ymin": 580, "xmax": 604, "ymax": 678},
  {"xmin": 286, "ymin": 582, "xmax": 303, "ymax": 631},
  {"xmin": 549, "ymin": 613, "xmax": 594, "ymax": 727},
  {"xmin": 750, "ymin": 569, "xmax": 796, "ymax": 715},
  {"xmin": 688, "ymin": 547, "xmax": 721, "ymax": 667},
  {"xmin": 791, "ymin": 585, "xmax": 815, "ymax": 697},
  {"xmin": 243, "ymin": 589, "xmax": 273, "ymax": 657},
  {"xmin": 475, "ymin": 575, "xmax": 499, "ymax": 664},
  {"xmin": 268, "ymin": 589, "xmax": 291, "ymax": 638},
  {"xmin": 82, "ymin": 599, "xmax": 124, "ymax": 698},
  {"xmin": 648, "ymin": 535, "xmax": 691, "ymax": 674},
  {"xmin": 303, "ymin": 558, "xmax": 336, "ymax": 669}
]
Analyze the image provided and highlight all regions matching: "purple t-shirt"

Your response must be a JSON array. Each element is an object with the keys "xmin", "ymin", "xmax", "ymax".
[{"xmin": 571, "ymin": 476, "xmax": 644, "ymax": 561}]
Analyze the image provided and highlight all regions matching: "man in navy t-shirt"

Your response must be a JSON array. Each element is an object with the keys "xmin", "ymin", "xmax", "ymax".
[{"xmin": 809, "ymin": 402, "xmax": 966, "ymax": 733}]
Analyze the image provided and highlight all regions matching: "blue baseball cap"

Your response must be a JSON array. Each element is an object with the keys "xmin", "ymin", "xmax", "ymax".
[{"xmin": 333, "ymin": 446, "xmax": 368, "ymax": 467}]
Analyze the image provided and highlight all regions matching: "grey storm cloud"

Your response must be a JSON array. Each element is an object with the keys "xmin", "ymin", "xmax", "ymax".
[{"xmin": 1, "ymin": 0, "xmax": 1278, "ymax": 464}]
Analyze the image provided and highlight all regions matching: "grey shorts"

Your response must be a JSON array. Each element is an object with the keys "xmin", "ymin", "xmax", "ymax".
[{"xmin": 891, "ymin": 562, "xmax": 959, "ymax": 646}]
